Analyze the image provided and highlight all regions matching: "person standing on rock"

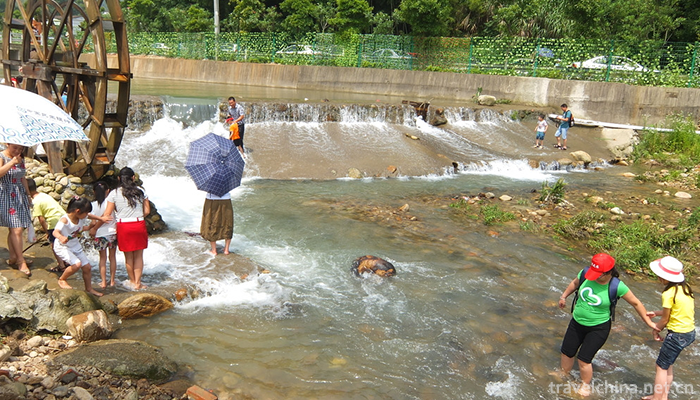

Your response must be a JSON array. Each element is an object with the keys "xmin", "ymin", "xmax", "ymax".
[
  {"xmin": 101, "ymin": 167, "xmax": 150, "ymax": 290},
  {"xmin": 0, "ymin": 144, "xmax": 33, "ymax": 276},
  {"xmin": 227, "ymin": 96, "xmax": 245, "ymax": 152},
  {"xmin": 200, "ymin": 191, "xmax": 233, "ymax": 255},
  {"xmin": 556, "ymin": 253, "xmax": 657, "ymax": 397},
  {"xmin": 554, "ymin": 104, "xmax": 571, "ymax": 150}
]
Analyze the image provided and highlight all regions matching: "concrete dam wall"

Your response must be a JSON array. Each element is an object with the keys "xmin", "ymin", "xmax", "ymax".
[{"xmin": 111, "ymin": 55, "xmax": 700, "ymax": 126}]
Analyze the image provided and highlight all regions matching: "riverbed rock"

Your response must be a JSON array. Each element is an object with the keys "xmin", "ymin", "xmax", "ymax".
[
  {"xmin": 569, "ymin": 151, "xmax": 592, "ymax": 164},
  {"xmin": 499, "ymin": 195, "xmax": 512, "ymax": 201},
  {"xmin": 621, "ymin": 172, "xmax": 636, "ymax": 178},
  {"xmin": 477, "ymin": 95, "xmax": 496, "ymax": 106},
  {"xmin": 66, "ymin": 310, "xmax": 113, "ymax": 342},
  {"xmin": 610, "ymin": 207, "xmax": 625, "ymax": 215},
  {"xmin": 430, "ymin": 108, "xmax": 448, "ymax": 126},
  {"xmin": 0, "ymin": 286, "xmax": 103, "ymax": 333},
  {"xmin": 117, "ymin": 293, "xmax": 174, "ymax": 319},
  {"xmin": 352, "ymin": 255, "xmax": 396, "ymax": 277},
  {"xmin": 675, "ymin": 191, "xmax": 692, "ymax": 199},
  {"xmin": 52, "ymin": 339, "xmax": 177, "ymax": 383},
  {"xmin": 347, "ymin": 168, "xmax": 363, "ymax": 179}
]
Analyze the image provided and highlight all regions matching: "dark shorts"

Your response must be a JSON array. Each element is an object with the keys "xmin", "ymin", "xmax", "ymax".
[
  {"xmin": 656, "ymin": 330, "xmax": 695, "ymax": 370},
  {"xmin": 233, "ymin": 138, "xmax": 243, "ymax": 147},
  {"xmin": 561, "ymin": 318, "xmax": 611, "ymax": 364},
  {"xmin": 47, "ymin": 229, "xmax": 56, "ymax": 243}
]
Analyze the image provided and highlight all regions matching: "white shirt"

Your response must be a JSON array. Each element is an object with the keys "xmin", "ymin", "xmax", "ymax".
[{"xmin": 92, "ymin": 200, "xmax": 116, "ymax": 237}]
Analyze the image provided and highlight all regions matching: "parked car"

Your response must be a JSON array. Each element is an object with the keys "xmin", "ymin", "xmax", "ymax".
[
  {"xmin": 573, "ymin": 56, "xmax": 655, "ymax": 72},
  {"xmin": 363, "ymin": 48, "xmax": 414, "ymax": 69},
  {"xmin": 276, "ymin": 44, "xmax": 317, "ymax": 55}
]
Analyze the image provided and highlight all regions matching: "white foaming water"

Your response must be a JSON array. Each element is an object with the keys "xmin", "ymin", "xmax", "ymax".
[{"xmin": 459, "ymin": 159, "xmax": 560, "ymax": 181}]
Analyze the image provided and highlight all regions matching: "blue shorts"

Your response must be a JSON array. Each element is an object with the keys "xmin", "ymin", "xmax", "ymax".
[
  {"xmin": 536, "ymin": 132, "xmax": 545, "ymax": 140},
  {"xmin": 656, "ymin": 330, "xmax": 695, "ymax": 370},
  {"xmin": 555, "ymin": 126, "xmax": 568, "ymax": 140}
]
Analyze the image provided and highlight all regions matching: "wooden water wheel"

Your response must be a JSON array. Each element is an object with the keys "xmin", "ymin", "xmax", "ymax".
[{"xmin": 2, "ymin": 0, "xmax": 131, "ymax": 182}]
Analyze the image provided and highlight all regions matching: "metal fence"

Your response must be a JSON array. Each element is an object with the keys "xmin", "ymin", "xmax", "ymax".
[{"xmin": 4, "ymin": 30, "xmax": 700, "ymax": 88}]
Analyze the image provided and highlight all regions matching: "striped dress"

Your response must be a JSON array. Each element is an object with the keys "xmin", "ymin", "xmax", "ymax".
[{"xmin": 0, "ymin": 153, "xmax": 32, "ymax": 228}]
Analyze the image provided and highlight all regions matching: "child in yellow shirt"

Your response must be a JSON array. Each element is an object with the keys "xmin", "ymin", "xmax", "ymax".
[
  {"xmin": 28, "ymin": 178, "xmax": 66, "ymax": 271},
  {"xmin": 644, "ymin": 256, "xmax": 695, "ymax": 400}
]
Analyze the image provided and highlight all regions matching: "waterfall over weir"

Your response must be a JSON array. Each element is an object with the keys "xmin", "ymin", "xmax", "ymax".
[{"xmin": 122, "ymin": 96, "xmax": 609, "ymax": 180}]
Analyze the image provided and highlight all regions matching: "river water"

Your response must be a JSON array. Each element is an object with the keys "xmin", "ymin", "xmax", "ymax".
[{"xmin": 106, "ymin": 81, "xmax": 699, "ymax": 400}]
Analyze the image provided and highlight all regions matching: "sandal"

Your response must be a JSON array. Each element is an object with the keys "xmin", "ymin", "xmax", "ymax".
[{"xmin": 49, "ymin": 265, "xmax": 65, "ymax": 273}]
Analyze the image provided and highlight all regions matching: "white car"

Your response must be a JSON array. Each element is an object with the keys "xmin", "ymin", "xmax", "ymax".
[
  {"xmin": 573, "ymin": 56, "xmax": 653, "ymax": 72},
  {"xmin": 276, "ymin": 44, "xmax": 317, "ymax": 55},
  {"xmin": 369, "ymin": 48, "xmax": 413, "ymax": 60}
]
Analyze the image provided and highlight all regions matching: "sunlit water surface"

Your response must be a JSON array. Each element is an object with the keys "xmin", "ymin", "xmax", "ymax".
[{"xmin": 95, "ymin": 94, "xmax": 700, "ymax": 400}]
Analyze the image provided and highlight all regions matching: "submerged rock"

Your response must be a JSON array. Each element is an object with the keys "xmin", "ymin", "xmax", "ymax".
[{"xmin": 351, "ymin": 255, "xmax": 396, "ymax": 277}]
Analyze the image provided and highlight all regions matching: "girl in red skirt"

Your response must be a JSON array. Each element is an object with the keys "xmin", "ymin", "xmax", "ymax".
[{"xmin": 101, "ymin": 167, "xmax": 150, "ymax": 290}]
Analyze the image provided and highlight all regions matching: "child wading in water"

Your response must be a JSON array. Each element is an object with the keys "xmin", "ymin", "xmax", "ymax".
[
  {"xmin": 53, "ymin": 196, "xmax": 102, "ymax": 296},
  {"xmin": 643, "ymin": 256, "xmax": 695, "ymax": 400},
  {"xmin": 88, "ymin": 182, "xmax": 117, "ymax": 288},
  {"xmin": 534, "ymin": 114, "xmax": 548, "ymax": 149}
]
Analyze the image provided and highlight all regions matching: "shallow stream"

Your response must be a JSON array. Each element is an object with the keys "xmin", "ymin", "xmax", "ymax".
[{"xmin": 103, "ymin": 81, "xmax": 699, "ymax": 399}]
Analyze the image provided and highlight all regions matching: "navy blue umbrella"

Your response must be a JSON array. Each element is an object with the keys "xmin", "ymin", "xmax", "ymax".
[{"xmin": 185, "ymin": 133, "xmax": 245, "ymax": 197}]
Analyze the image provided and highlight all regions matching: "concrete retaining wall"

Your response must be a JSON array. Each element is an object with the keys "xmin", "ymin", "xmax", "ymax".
[{"xmin": 116, "ymin": 55, "xmax": 700, "ymax": 125}]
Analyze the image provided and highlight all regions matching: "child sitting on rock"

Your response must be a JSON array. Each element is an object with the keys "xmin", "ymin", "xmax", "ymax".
[
  {"xmin": 27, "ymin": 178, "xmax": 66, "ymax": 272},
  {"xmin": 53, "ymin": 196, "xmax": 102, "ymax": 296}
]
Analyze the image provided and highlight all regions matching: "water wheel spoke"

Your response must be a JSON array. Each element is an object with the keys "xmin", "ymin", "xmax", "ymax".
[
  {"xmin": 4, "ymin": 0, "xmax": 130, "ymax": 180},
  {"xmin": 15, "ymin": 1, "xmax": 45, "ymax": 61}
]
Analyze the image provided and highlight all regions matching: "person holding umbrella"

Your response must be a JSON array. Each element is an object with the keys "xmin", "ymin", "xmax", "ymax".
[
  {"xmin": 201, "ymin": 191, "xmax": 233, "ymax": 255},
  {"xmin": 0, "ymin": 143, "xmax": 33, "ymax": 276},
  {"xmin": 185, "ymin": 133, "xmax": 246, "ymax": 256}
]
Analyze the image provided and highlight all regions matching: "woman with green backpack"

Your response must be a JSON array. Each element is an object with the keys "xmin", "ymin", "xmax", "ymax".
[{"xmin": 556, "ymin": 253, "xmax": 658, "ymax": 396}]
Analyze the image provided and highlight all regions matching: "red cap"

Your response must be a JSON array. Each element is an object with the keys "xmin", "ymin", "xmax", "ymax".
[{"xmin": 584, "ymin": 253, "xmax": 615, "ymax": 280}]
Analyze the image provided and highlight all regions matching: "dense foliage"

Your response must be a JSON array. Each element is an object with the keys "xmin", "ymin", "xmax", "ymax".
[{"xmin": 116, "ymin": 0, "xmax": 700, "ymax": 41}]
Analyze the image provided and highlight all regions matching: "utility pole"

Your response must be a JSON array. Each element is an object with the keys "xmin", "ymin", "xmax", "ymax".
[{"xmin": 214, "ymin": 0, "xmax": 220, "ymax": 35}]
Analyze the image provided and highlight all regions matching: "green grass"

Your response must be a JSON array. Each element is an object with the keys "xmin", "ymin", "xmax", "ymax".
[
  {"xmin": 632, "ymin": 116, "xmax": 700, "ymax": 168},
  {"xmin": 481, "ymin": 204, "xmax": 516, "ymax": 225},
  {"xmin": 553, "ymin": 208, "xmax": 700, "ymax": 277},
  {"xmin": 539, "ymin": 178, "xmax": 566, "ymax": 204}
]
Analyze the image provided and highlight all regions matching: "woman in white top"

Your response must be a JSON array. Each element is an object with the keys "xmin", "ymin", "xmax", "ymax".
[{"xmin": 102, "ymin": 167, "xmax": 150, "ymax": 290}]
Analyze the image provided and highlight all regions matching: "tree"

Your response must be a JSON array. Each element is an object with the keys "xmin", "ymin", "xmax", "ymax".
[
  {"xmin": 280, "ymin": 0, "xmax": 318, "ymax": 34},
  {"xmin": 370, "ymin": 11, "xmax": 394, "ymax": 34},
  {"xmin": 228, "ymin": 0, "xmax": 270, "ymax": 31},
  {"xmin": 394, "ymin": 0, "xmax": 453, "ymax": 36},
  {"xmin": 329, "ymin": 0, "xmax": 372, "ymax": 34}
]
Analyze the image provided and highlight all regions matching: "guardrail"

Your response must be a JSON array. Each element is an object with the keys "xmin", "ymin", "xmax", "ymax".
[{"xmin": 4, "ymin": 31, "xmax": 699, "ymax": 88}]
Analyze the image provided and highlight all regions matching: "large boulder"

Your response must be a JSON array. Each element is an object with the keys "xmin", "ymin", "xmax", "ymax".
[
  {"xmin": 0, "ymin": 283, "xmax": 103, "ymax": 333},
  {"xmin": 52, "ymin": 339, "xmax": 177, "ymax": 383},
  {"xmin": 117, "ymin": 293, "xmax": 173, "ymax": 319},
  {"xmin": 66, "ymin": 310, "xmax": 114, "ymax": 342},
  {"xmin": 569, "ymin": 151, "xmax": 592, "ymax": 164}
]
